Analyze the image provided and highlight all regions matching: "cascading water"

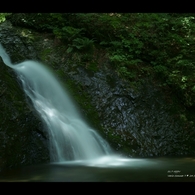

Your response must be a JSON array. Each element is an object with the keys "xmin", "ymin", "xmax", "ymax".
[
  {"xmin": 0, "ymin": 43, "xmax": 112, "ymax": 162},
  {"xmin": 2, "ymin": 44, "xmax": 195, "ymax": 182}
]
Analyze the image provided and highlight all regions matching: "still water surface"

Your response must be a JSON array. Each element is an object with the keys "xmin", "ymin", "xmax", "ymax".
[
  {"xmin": 1, "ymin": 44, "xmax": 194, "ymax": 182},
  {"xmin": 0, "ymin": 156, "xmax": 195, "ymax": 182}
]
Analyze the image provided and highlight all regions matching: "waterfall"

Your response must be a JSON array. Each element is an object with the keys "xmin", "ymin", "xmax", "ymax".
[{"xmin": 0, "ymin": 43, "xmax": 112, "ymax": 162}]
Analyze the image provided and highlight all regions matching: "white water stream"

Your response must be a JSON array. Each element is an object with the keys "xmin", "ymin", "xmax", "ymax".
[
  {"xmin": 1, "ymin": 43, "xmax": 195, "ymax": 182},
  {"xmin": 0, "ymin": 43, "xmax": 112, "ymax": 162}
]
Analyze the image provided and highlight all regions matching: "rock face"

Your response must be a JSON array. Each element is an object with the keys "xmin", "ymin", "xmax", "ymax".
[
  {"xmin": 0, "ymin": 21, "xmax": 195, "ymax": 172},
  {"xmin": 0, "ymin": 22, "xmax": 49, "ymax": 172},
  {"xmin": 0, "ymin": 22, "xmax": 38, "ymax": 64},
  {"xmin": 65, "ymin": 66, "xmax": 195, "ymax": 157}
]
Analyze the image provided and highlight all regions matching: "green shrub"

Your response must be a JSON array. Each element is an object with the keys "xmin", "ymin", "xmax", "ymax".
[
  {"xmin": 6, "ymin": 13, "xmax": 195, "ymax": 107},
  {"xmin": 0, "ymin": 13, "xmax": 11, "ymax": 23},
  {"xmin": 67, "ymin": 37, "xmax": 95, "ymax": 53}
]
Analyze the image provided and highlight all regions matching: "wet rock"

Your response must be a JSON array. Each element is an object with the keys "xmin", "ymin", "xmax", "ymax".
[
  {"xmin": 0, "ymin": 21, "xmax": 38, "ymax": 64},
  {"xmin": 0, "ymin": 23, "xmax": 49, "ymax": 172},
  {"xmin": 66, "ymin": 66, "xmax": 195, "ymax": 157}
]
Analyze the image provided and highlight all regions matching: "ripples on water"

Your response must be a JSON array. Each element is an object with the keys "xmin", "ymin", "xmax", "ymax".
[{"xmin": 1, "ymin": 156, "xmax": 195, "ymax": 182}]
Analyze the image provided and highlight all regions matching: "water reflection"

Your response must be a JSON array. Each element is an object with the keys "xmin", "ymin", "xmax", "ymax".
[
  {"xmin": 53, "ymin": 155, "xmax": 158, "ymax": 168},
  {"xmin": 1, "ymin": 156, "xmax": 195, "ymax": 182}
]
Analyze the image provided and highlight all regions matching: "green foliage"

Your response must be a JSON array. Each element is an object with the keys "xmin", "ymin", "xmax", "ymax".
[
  {"xmin": 53, "ymin": 26, "xmax": 84, "ymax": 41},
  {"xmin": 6, "ymin": 13, "xmax": 195, "ymax": 107},
  {"xmin": 67, "ymin": 37, "xmax": 95, "ymax": 53},
  {"xmin": 117, "ymin": 66, "xmax": 137, "ymax": 80},
  {"xmin": 153, "ymin": 65, "xmax": 168, "ymax": 76},
  {"xmin": 0, "ymin": 13, "xmax": 11, "ymax": 23}
]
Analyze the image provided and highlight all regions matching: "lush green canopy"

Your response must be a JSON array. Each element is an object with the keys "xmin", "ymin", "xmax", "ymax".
[{"xmin": 3, "ymin": 13, "xmax": 195, "ymax": 108}]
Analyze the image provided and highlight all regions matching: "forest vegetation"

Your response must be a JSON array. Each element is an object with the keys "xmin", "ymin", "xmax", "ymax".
[{"xmin": 1, "ymin": 13, "xmax": 195, "ymax": 109}]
